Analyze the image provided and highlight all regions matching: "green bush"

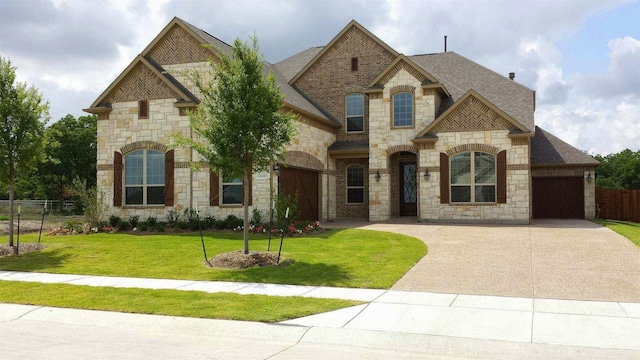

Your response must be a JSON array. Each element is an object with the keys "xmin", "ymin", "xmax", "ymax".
[
  {"xmin": 118, "ymin": 221, "xmax": 131, "ymax": 231},
  {"xmin": 109, "ymin": 215, "xmax": 121, "ymax": 228},
  {"xmin": 146, "ymin": 216, "xmax": 157, "ymax": 227},
  {"xmin": 166, "ymin": 210, "xmax": 180, "ymax": 227},
  {"xmin": 154, "ymin": 222, "xmax": 166, "ymax": 232},
  {"xmin": 224, "ymin": 214, "xmax": 243, "ymax": 229},
  {"xmin": 275, "ymin": 192, "xmax": 300, "ymax": 230},
  {"xmin": 250, "ymin": 209, "xmax": 264, "ymax": 226},
  {"xmin": 129, "ymin": 215, "xmax": 139, "ymax": 228},
  {"xmin": 138, "ymin": 222, "xmax": 149, "ymax": 231}
]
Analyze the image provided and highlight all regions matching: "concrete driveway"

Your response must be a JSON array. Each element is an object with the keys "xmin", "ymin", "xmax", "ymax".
[{"xmin": 356, "ymin": 219, "xmax": 640, "ymax": 302}]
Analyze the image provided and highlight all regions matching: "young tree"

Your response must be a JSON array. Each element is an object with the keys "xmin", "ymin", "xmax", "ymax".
[
  {"xmin": 0, "ymin": 56, "xmax": 49, "ymax": 250},
  {"xmin": 177, "ymin": 35, "xmax": 297, "ymax": 254}
]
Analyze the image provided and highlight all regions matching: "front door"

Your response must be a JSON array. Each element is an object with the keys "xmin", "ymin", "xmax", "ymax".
[{"xmin": 400, "ymin": 162, "xmax": 417, "ymax": 216}]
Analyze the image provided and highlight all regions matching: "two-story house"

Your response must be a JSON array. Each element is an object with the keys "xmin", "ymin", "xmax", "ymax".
[{"xmin": 85, "ymin": 17, "xmax": 599, "ymax": 224}]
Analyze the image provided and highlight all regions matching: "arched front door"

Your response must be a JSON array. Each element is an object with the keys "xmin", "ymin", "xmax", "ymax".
[{"xmin": 399, "ymin": 162, "xmax": 417, "ymax": 216}]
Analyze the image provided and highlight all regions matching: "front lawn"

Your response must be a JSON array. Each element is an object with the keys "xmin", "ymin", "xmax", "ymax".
[
  {"xmin": 0, "ymin": 228, "xmax": 427, "ymax": 289},
  {"xmin": 592, "ymin": 219, "xmax": 640, "ymax": 247}
]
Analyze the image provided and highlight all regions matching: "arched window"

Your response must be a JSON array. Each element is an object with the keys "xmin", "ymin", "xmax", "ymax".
[
  {"xmin": 450, "ymin": 152, "xmax": 496, "ymax": 203},
  {"xmin": 346, "ymin": 93, "xmax": 364, "ymax": 132},
  {"xmin": 393, "ymin": 92, "xmax": 413, "ymax": 127},
  {"xmin": 346, "ymin": 165, "xmax": 365, "ymax": 204},
  {"xmin": 125, "ymin": 149, "xmax": 165, "ymax": 205}
]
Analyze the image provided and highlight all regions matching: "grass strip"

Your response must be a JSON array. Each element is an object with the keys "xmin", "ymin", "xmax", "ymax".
[
  {"xmin": 592, "ymin": 219, "xmax": 640, "ymax": 247},
  {"xmin": 0, "ymin": 280, "xmax": 361, "ymax": 322}
]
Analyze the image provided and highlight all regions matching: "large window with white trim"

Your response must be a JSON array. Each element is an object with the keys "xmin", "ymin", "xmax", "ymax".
[
  {"xmin": 346, "ymin": 165, "xmax": 365, "ymax": 204},
  {"xmin": 393, "ymin": 92, "xmax": 413, "ymax": 127},
  {"xmin": 125, "ymin": 149, "xmax": 165, "ymax": 205},
  {"xmin": 450, "ymin": 152, "xmax": 496, "ymax": 203},
  {"xmin": 346, "ymin": 93, "xmax": 364, "ymax": 132}
]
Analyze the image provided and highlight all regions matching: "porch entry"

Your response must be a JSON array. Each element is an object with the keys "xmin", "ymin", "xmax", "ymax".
[{"xmin": 400, "ymin": 162, "xmax": 417, "ymax": 216}]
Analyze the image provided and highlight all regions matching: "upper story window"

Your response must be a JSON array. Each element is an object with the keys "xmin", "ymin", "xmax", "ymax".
[
  {"xmin": 346, "ymin": 165, "xmax": 365, "ymax": 204},
  {"xmin": 125, "ymin": 149, "xmax": 165, "ymax": 205},
  {"xmin": 450, "ymin": 152, "xmax": 496, "ymax": 203},
  {"xmin": 346, "ymin": 93, "xmax": 364, "ymax": 132},
  {"xmin": 392, "ymin": 92, "xmax": 413, "ymax": 127},
  {"xmin": 221, "ymin": 173, "xmax": 243, "ymax": 205},
  {"xmin": 138, "ymin": 100, "xmax": 149, "ymax": 119},
  {"xmin": 351, "ymin": 57, "xmax": 358, "ymax": 71}
]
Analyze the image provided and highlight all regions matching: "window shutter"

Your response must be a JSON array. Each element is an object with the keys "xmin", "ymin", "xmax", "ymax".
[
  {"xmin": 497, "ymin": 150, "xmax": 507, "ymax": 204},
  {"xmin": 113, "ymin": 151, "xmax": 122, "ymax": 207},
  {"xmin": 164, "ymin": 150, "xmax": 174, "ymax": 206},
  {"xmin": 440, "ymin": 152, "xmax": 449, "ymax": 204},
  {"xmin": 210, "ymin": 171, "xmax": 219, "ymax": 206}
]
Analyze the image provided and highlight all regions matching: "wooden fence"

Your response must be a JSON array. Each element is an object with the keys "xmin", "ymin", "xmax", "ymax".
[{"xmin": 595, "ymin": 188, "xmax": 640, "ymax": 223}]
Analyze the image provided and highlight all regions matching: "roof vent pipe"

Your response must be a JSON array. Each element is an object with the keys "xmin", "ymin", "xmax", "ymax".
[
  {"xmin": 509, "ymin": 72, "xmax": 515, "ymax": 80},
  {"xmin": 444, "ymin": 35, "xmax": 447, "ymax": 52}
]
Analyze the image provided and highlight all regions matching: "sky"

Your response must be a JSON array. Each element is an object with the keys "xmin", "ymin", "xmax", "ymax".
[{"xmin": 1, "ymin": 0, "xmax": 638, "ymax": 156}]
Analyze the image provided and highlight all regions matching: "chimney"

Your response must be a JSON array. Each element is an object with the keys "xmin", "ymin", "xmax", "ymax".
[
  {"xmin": 509, "ymin": 72, "xmax": 515, "ymax": 80},
  {"xmin": 444, "ymin": 36, "xmax": 447, "ymax": 52}
]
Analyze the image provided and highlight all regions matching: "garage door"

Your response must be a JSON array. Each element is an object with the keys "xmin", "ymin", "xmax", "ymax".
[
  {"xmin": 532, "ymin": 177, "xmax": 584, "ymax": 218},
  {"xmin": 278, "ymin": 167, "xmax": 319, "ymax": 221}
]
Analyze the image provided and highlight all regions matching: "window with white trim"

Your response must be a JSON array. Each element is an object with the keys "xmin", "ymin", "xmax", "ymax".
[
  {"xmin": 450, "ymin": 152, "xmax": 496, "ymax": 203},
  {"xmin": 346, "ymin": 165, "xmax": 365, "ymax": 204},
  {"xmin": 125, "ymin": 149, "xmax": 165, "ymax": 205},
  {"xmin": 346, "ymin": 93, "xmax": 364, "ymax": 132},
  {"xmin": 221, "ymin": 173, "xmax": 243, "ymax": 205},
  {"xmin": 393, "ymin": 92, "xmax": 413, "ymax": 127}
]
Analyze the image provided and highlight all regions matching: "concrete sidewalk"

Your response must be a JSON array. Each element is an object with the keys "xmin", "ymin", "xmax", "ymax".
[{"xmin": 2, "ymin": 270, "xmax": 640, "ymax": 356}]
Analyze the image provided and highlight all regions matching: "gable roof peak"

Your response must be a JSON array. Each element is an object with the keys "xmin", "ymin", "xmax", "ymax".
[{"xmin": 289, "ymin": 19, "xmax": 399, "ymax": 84}]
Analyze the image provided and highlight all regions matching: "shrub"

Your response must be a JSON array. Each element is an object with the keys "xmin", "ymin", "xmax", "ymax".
[
  {"xmin": 224, "ymin": 214, "xmax": 243, "ymax": 229},
  {"xmin": 166, "ymin": 210, "xmax": 180, "ymax": 228},
  {"xmin": 146, "ymin": 216, "xmax": 157, "ymax": 227},
  {"xmin": 109, "ymin": 215, "xmax": 121, "ymax": 228},
  {"xmin": 138, "ymin": 222, "xmax": 149, "ymax": 231},
  {"xmin": 204, "ymin": 216, "xmax": 216, "ymax": 228},
  {"xmin": 129, "ymin": 215, "xmax": 139, "ymax": 228},
  {"xmin": 118, "ymin": 221, "xmax": 131, "ymax": 231},
  {"xmin": 250, "ymin": 209, "xmax": 264, "ymax": 226},
  {"xmin": 274, "ymin": 192, "xmax": 300, "ymax": 230},
  {"xmin": 154, "ymin": 222, "xmax": 166, "ymax": 232}
]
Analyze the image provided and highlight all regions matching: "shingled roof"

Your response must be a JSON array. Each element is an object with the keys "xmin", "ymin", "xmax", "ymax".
[
  {"xmin": 275, "ymin": 47, "xmax": 324, "ymax": 82},
  {"xmin": 531, "ymin": 126, "xmax": 599, "ymax": 166},
  {"xmin": 410, "ymin": 52, "xmax": 535, "ymax": 131}
]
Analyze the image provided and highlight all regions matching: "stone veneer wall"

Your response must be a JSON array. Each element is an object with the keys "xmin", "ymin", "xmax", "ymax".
[
  {"xmin": 420, "ymin": 130, "xmax": 531, "ymax": 224},
  {"xmin": 97, "ymin": 90, "xmax": 336, "ymax": 222},
  {"xmin": 368, "ymin": 69, "xmax": 437, "ymax": 221}
]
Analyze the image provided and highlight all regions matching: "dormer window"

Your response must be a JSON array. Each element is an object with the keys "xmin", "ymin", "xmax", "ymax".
[{"xmin": 346, "ymin": 93, "xmax": 364, "ymax": 132}]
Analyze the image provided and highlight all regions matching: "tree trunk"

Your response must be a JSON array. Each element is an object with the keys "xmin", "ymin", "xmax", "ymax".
[
  {"xmin": 243, "ymin": 167, "xmax": 250, "ymax": 255},
  {"xmin": 8, "ymin": 179, "xmax": 15, "ymax": 253}
]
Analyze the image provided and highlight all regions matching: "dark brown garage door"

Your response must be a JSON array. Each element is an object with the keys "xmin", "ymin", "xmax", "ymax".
[
  {"xmin": 278, "ymin": 167, "xmax": 319, "ymax": 221},
  {"xmin": 533, "ymin": 177, "xmax": 584, "ymax": 218}
]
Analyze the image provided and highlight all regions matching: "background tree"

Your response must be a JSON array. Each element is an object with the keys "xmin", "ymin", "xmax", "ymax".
[
  {"xmin": 39, "ymin": 114, "xmax": 97, "ymax": 211},
  {"xmin": 594, "ymin": 149, "xmax": 640, "ymax": 190},
  {"xmin": 177, "ymin": 35, "xmax": 297, "ymax": 254},
  {"xmin": 0, "ymin": 56, "xmax": 49, "ymax": 250}
]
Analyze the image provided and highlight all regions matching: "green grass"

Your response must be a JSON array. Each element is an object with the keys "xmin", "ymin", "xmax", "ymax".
[
  {"xmin": 0, "ymin": 281, "xmax": 360, "ymax": 322},
  {"xmin": 0, "ymin": 228, "xmax": 427, "ymax": 289},
  {"xmin": 592, "ymin": 219, "xmax": 640, "ymax": 247}
]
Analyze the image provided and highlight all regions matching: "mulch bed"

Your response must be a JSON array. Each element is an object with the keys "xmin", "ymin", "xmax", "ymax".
[
  {"xmin": 208, "ymin": 250, "xmax": 291, "ymax": 269},
  {"xmin": 0, "ymin": 243, "xmax": 47, "ymax": 257}
]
